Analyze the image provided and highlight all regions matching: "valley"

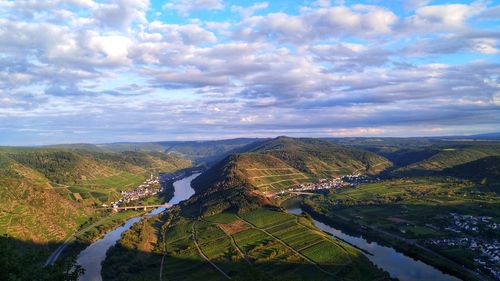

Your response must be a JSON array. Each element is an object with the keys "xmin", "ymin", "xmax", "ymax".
[{"xmin": 1, "ymin": 136, "xmax": 499, "ymax": 281}]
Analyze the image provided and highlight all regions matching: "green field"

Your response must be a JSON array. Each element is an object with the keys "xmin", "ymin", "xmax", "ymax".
[
  {"xmin": 147, "ymin": 207, "xmax": 387, "ymax": 281},
  {"xmin": 102, "ymin": 205, "xmax": 390, "ymax": 281},
  {"xmin": 303, "ymin": 177, "xmax": 500, "ymax": 280}
]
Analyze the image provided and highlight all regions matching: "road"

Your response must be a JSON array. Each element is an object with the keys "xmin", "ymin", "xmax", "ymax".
[
  {"xmin": 99, "ymin": 203, "xmax": 174, "ymax": 211},
  {"xmin": 44, "ymin": 218, "xmax": 106, "ymax": 267}
]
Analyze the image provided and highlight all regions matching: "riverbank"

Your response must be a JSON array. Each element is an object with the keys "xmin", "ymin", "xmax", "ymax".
[
  {"xmin": 47, "ymin": 175, "xmax": 178, "ymax": 270},
  {"xmin": 300, "ymin": 203, "xmax": 482, "ymax": 281},
  {"xmin": 77, "ymin": 173, "xmax": 200, "ymax": 281}
]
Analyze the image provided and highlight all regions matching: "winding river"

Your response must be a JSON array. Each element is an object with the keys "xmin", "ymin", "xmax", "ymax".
[
  {"xmin": 76, "ymin": 173, "xmax": 199, "ymax": 281},
  {"xmin": 286, "ymin": 207, "xmax": 460, "ymax": 281}
]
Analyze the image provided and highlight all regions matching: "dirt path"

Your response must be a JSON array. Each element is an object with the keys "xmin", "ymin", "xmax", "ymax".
[
  {"xmin": 215, "ymin": 224, "xmax": 252, "ymax": 265},
  {"xmin": 236, "ymin": 215, "xmax": 337, "ymax": 277},
  {"xmin": 248, "ymin": 173, "xmax": 304, "ymax": 179},
  {"xmin": 191, "ymin": 221, "xmax": 232, "ymax": 280}
]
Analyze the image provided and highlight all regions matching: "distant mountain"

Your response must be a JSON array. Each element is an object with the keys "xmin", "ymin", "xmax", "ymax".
[
  {"xmin": 192, "ymin": 136, "xmax": 392, "ymax": 195},
  {"xmin": 468, "ymin": 132, "xmax": 500, "ymax": 139},
  {"xmin": 46, "ymin": 138, "xmax": 264, "ymax": 164},
  {"xmin": 156, "ymin": 138, "xmax": 266, "ymax": 164}
]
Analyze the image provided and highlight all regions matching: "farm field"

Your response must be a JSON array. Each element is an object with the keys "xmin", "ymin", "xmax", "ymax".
[
  {"xmin": 303, "ymin": 177, "xmax": 500, "ymax": 280},
  {"xmin": 155, "ymin": 207, "xmax": 388, "ymax": 281},
  {"xmin": 64, "ymin": 171, "xmax": 145, "ymax": 206}
]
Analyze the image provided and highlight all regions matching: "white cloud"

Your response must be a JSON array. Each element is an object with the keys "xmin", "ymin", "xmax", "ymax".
[
  {"xmin": 231, "ymin": 2, "xmax": 268, "ymax": 18},
  {"xmin": 163, "ymin": 0, "xmax": 224, "ymax": 16},
  {"xmin": 93, "ymin": 0, "xmax": 149, "ymax": 30},
  {"xmin": 234, "ymin": 5, "xmax": 397, "ymax": 44},
  {"xmin": 0, "ymin": 0, "xmax": 499, "ymax": 143},
  {"xmin": 403, "ymin": 2, "xmax": 485, "ymax": 32}
]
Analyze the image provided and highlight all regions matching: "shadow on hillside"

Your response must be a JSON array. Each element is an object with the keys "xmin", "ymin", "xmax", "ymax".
[
  {"xmin": 101, "ymin": 240, "xmax": 393, "ymax": 281},
  {"xmin": 0, "ymin": 235, "xmax": 87, "ymax": 281},
  {"xmin": 0, "ymin": 235, "xmax": 393, "ymax": 281}
]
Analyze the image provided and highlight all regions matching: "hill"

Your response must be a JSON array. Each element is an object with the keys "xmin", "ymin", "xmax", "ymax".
[
  {"xmin": 0, "ymin": 153, "xmax": 89, "ymax": 244},
  {"xmin": 395, "ymin": 145, "xmax": 500, "ymax": 175},
  {"xmin": 47, "ymin": 138, "xmax": 263, "ymax": 164},
  {"xmin": 100, "ymin": 137, "xmax": 395, "ymax": 281},
  {"xmin": 0, "ymin": 148, "xmax": 191, "ymax": 245},
  {"xmin": 441, "ymin": 156, "xmax": 500, "ymax": 188},
  {"xmin": 192, "ymin": 137, "xmax": 392, "ymax": 195}
]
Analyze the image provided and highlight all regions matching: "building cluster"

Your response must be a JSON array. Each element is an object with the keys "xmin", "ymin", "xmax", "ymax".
[
  {"xmin": 102, "ymin": 168, "xmax": 205, "ymax": 208},
  {"xmin": 445, "ymin": 213, "xmax": 498, "ymax": 233},
  {"xmin": 425, "ymin": 237, "xmax": 500, "ymax": 279},
  {"xmin": 279, "ymin": 175, "xmax": 375, "ymax": 194},
  {"xmin": 104, "ymin": 175, "xmax": 161, "ymax": 208}
]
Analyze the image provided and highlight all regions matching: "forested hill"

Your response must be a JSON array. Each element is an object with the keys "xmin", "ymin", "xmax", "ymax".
[
  {"xmin": 0, "ymin": 147, "xmax": 191, "ymax": 244},
  {"xmin": 441, "ymin": 156, "xmax": 500, "ymax": 188},
  {"xmin": 192, "ymin": 136, "xmax": 392, "ymax": 194},
  {"xmin": 46, "ymin": 138, "xmax": 263, "ymax": 164},
  {"xmin": 394, "ymin": 145, "xmax": 500, "ymax": 175}
]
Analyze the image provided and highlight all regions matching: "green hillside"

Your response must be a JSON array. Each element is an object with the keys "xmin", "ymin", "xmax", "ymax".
[
  {"xmin": 396, "ymin": 145, "xmax": 500, "ymax": 174},
  {"xmin": 441, "ymin": 156, "xmax": 500, "ymax": 188},
  {"xmin": 92, "ymin": 138, "xmax": 263, "ymax": 163},
  {"xmin": 0, "ymin": 148, "xmax": 191, "ymax": 245},
  {"xmin": 102, "ymin": 205, "xmax": 390, "ymax": 281},
  {"xmin": 193, "ymin": 137, "xmax": 392, "ymax": 194},
  {"xmin": 0, "ymin": 153, "xmax": 90, "ymax": 244}
]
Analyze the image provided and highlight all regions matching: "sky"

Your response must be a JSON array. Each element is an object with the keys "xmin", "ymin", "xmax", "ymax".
[{"xmin": 0, "ymin": 0, "xmax": 499, "ymax": 145}]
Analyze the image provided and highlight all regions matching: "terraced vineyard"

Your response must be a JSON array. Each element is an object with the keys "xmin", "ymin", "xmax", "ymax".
[
  {"xmin": 156, "ymin": 207, "xmax": 387, "ymax": 281},
  {"xmin": 0, "ymin": 147, "xmax": 191, "ymax": 246},
  {"xmin": 192, "ymin": 137, "xmax": 392, "ymax": 194},
  {"xmin": 243, "ymin": 168, "xmax": 310, "ymax": 192}
]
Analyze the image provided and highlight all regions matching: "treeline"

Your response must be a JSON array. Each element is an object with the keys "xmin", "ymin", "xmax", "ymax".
[
  {"xmin": 2, "ymin": 149, "xmax": 191, "ymax": 184},
  {"xmin": 0, "ymin": 235, "xmax": 82, "ymax": 281},
  {"xmin": 8, "ymin": 150, "xmax": 80, "ymax": 183}
]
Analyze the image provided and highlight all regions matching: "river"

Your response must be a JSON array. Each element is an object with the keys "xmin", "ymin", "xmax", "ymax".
[
  {"xmin": 76, "ymin": 173, "xmax": 199, "ymax": 281},
  {"xmin": 286, "ymin": 207, "xmax": 460, "ymax": 281}
]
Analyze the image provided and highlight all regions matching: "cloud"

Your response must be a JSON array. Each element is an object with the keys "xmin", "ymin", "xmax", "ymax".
[
  {"xmin": 163, "ymin": 0, "xmax": 225, "ymax": 16},
  {"xmin": 401, "ymin": 2, "xmax": 486, "ymax": 32},
  {"xmin": 233, "ymin": 5, "xmax": 397, "ymax": 44},
  {"xmin": 0, "ymin": 1, "xmax": 499, "ymax": 144},
  {"xmin": 93, "ymin": 0, "xmax": 149, "ymax": 30},
  {"xmin": 231, "ymin": 2, "xmax": 268, "ymax": 18}
]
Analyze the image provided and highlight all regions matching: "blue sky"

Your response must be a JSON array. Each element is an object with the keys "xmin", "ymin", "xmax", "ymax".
[{"xmin": 0, "ymin": 0, "xmax": 499, "ymax": 145}]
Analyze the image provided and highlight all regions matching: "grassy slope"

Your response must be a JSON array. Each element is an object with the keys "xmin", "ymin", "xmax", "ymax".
[
  {"xmin": 303, "ymin": 178, "xmax": 499, "ymax": 280},
  {"xmin": 440, "ymin": 156, "xmax": 500, "ymax": 188},
  {"xmin": 193, "ymin": 137, "xmax": 392, "ymax": 194},
  {"xmin": 101, "ymin": 137, "xmax": 395, "ymax": 280},
  {"xmin": 0, "ymin": 148, "xmax": 191, "ymax": 245},
  {"xmin": 0, "ymin": 153, "xmax": 89, "ymax": 244},
  {"xmin": 102, "ymin": 206, "xmax": 389, "ymax": 281},
  {"xmin": 395, "ymin": 145, "xmax": 500, "ymax": 173}
]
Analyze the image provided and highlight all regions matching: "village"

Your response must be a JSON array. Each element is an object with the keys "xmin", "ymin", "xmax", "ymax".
[
  {"xmin": 278, "ymin": 174, "xmax": 376, "ymax": 195},
  {"xmin": 425, "ymin": 237, "xmax": 500, "ymax": 279},
  {"xmin": 103, "ymin": 168, "xmax": 205, "ymax": 209},
  {"xmin": 102, "ymin": 174, "xmax": 162, "ymax": 209},
  {"xmin": 445, "ymin": 213, "xmax": 498, "ymax": 233},
  {"xmin": 421, "ymin": 213, "xmax": 500, "ymax": 280}
]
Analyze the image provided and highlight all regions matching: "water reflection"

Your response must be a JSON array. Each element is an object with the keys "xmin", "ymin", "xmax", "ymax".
[
  {"xmin": 76, "ymin": 173, "xmax": 200, "ymax": 281},
  {"xmin": 287, "ymin": 207, "xmax": 460, "ymax": 281}
]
